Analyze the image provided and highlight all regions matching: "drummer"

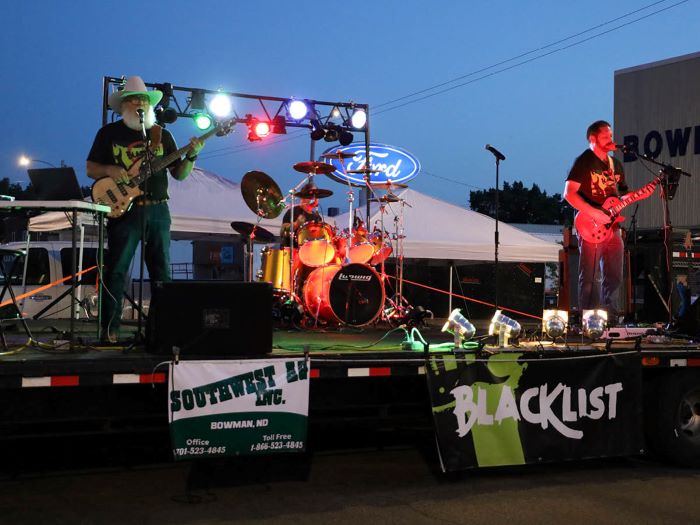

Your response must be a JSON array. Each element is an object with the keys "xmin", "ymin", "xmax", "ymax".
[{"xmin": 280, "ymin": 182, "xmax": 323, "ymax": 248}]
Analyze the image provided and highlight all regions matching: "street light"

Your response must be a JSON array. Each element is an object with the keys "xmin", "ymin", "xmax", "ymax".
[{"xmin": 18, "ymin": 156, "xmax": 64, "ymax": 168}]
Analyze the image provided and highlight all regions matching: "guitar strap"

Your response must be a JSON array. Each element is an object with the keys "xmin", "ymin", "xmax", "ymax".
[{"xmin": 149, "ymin": 124, "xmax": 163, "ymax": 152}]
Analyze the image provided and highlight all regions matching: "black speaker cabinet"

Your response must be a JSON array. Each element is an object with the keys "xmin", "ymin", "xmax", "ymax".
[{"xmin": 147, "ymin": 281, "xmax": 272, "ymax": 358}]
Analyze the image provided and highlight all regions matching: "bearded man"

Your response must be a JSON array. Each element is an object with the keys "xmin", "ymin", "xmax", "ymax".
[{"xmin": 87, "ymin": 76, "xmax": 203, "ymax": 342}]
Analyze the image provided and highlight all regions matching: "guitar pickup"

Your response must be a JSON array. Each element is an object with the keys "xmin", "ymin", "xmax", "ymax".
[
  {"xmin": 106, "ymin": 189, "xmax": 117, "ymax": 203},
  {"xmin": 117, "ymin": 184, "xmax": 129, "ymax": 196}
]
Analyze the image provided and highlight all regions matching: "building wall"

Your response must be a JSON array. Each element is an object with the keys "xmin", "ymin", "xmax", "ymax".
[{"xmin": 614, "ymin": 51, "xmax": 700, "ymax": 230}]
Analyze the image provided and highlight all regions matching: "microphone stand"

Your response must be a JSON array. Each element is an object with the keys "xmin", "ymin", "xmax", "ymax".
[
  {"xmin": 629, "ymin": 203, "xmax": 639, "ymax": 323},
  {"xmin": 133, "ymin": 112, "xmax": 152, "ymax": 347},
  {"xmin": 632, "ymin": 152, "xmax": 693, "ymax": 324},
  {"xmin": 486, "ymin": 152, "xmax": 503, "ymax": 309}
]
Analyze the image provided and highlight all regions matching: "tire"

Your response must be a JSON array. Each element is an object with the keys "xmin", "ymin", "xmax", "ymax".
[{"xmin": 646, "ymin": 370, "xmax": 700, "ymax": 467}]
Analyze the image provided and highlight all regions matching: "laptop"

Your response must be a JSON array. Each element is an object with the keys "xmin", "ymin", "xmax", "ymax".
[{"xmin": 27, "ymin": 167, "xmax": 84, "ymax": 201}]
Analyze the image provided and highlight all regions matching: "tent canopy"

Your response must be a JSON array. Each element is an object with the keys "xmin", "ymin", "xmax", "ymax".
[
  {"xmin": 333, "ymin": 188, "xmax": 560, "ymax": 262},
  {"xmin": 29, "ymin": 170, "xmax": 560, "ymax": 262}
]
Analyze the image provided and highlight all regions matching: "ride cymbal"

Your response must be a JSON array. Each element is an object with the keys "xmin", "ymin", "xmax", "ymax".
[
  {"xmin": 230, "ymin": 221, "xmax": 276, "ymax": 243},
  {"xmin": 369, "ymin": 181, "xmax": 408, "ymax": 190},
  {"xmin": 369, "ymin": 193, "xmax": 400, "ymax": 203},
  {"xmin": 240, "ymin": 170, "xmax": 284, "ymax": 219},
  {"xmin": 293, "ymin": 161, "xmax": 336, "ymax": 175},
  {"xmin": 319, "ymin": 151, "xmax": 356, "ymax": 159},
  {"xmin": 347, "ymin": 168, "xmax": 383, "ymax": 174},
  {"xmin": 297, "ymin": 187, "xmax": 334, "ymax": 199}
]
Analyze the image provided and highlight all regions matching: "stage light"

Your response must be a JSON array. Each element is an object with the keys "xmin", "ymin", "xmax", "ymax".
[
  {"xmin": 542, "ymin": 310, "xmax": 568, "ymax": 339},
  {"xmin": 441, "ymin": 308, "xmax": 476, "ymax": 344},
  {"xmin": 350, "ymin": 108, "xmax": 367, "ymax": 129},
  {"xmin": 209, "ymin": 93, "xmax": 232, "ymax": 118},
  {"xmin": 489, "ymin": 309, "xmax": 521, "ymax": 347},
  {"xmin": 582, "ymin": 309, "xmax": 608, "ymax": 340},
  {"xmin": 324, "ymin": 127, "xmax": 339, "ymax": 142},
  {"xmin": 247, "ymin": 117, "xmax": 271, "ymax": 141},
  {"xmin": 338, "ymin": 128, "xmax": 354, "ymax": 146},
  {"xmin": 193, "ymin": 113, "xmax": 213, "ymax": 130},
  {"xmin": 331, "ymin": 107, "xmax": 341, "ymax": 119},
  {"xmin": 155, "ymin": 106, "xmax": 178, "ymax": 125},
  {"xmin": 190, "ymin": 90, "xmax": 206, "ymax": 111},
  {"xmin": 310, "ymin": 119, "xmax": 325, "ymax": 141},
  {"xmin": 271, "ymin": 115, "xmax": 287, "ymax": 134},
  {"xmin": 288, "ymin": 100, "xmax": 308, "ymax": 120}
]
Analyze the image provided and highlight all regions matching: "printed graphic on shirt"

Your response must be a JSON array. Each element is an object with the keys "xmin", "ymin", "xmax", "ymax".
[
  {"xmin": 589, "ymin": 168, "xmax": 620, "ymax": 199},
  {"xmin": 112, "ymin": 141, "xmax": 164, "ymax": 170}
]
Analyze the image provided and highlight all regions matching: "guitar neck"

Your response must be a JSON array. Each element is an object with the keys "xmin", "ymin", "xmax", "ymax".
[
  {"xmin": 131, "ymin": 121, "xmax": 227, "ymax": 186},
  {"xmin": 607, "ymin": 177, "xmax": 660, "ymax": 215}
]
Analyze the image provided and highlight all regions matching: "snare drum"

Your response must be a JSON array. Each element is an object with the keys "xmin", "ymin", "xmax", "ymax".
[
  {"xmin": 296, "ymin": 221, "xmax": 336, "ymax": 267},
  {"xmin": 303, "ymin": 263, "xmax": 385, "ymax": 326},
  {"xmin": 258, "ymin": 247, "xmax": 292, "ymax": 293}
]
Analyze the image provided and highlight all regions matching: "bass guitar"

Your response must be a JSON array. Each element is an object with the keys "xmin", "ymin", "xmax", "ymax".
[
  {"xmin": 574, "ymin": 174, "xmax": 662, "ymax": 244},
  {"xmin": 91, "ymin": 118, "xmax": 235, "ymax": 219}
]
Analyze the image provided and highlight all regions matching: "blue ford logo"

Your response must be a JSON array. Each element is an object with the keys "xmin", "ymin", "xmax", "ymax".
[{"xmin": 321, "ymin": 142, "xmax": 421, "ymax": 186}]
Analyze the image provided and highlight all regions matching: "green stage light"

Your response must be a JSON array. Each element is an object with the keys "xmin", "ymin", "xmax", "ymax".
[{"xmin": 193, "ymin": 113, "xmax": 213, "ymax": 130}]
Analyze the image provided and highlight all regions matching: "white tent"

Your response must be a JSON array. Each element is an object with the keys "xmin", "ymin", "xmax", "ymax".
[
  {"xmin": 332, "ymin": 188, "xmax": 561, "ymax": 262},
  {"xmin": 29, "ymin": 168, "xmax": 283, "ymax": 238}
]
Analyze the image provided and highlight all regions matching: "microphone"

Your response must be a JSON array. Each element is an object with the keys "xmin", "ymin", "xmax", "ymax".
[
  {"xmin": 485, "ymin": 144, "xmax": 506, "ymax": 161},
  {"xmin": 136, "ymin": 108, "xmax": 144, "ymax": 123},
  {"xmin": 612, "ymin": 142, "xmax": 632, "ymax": 153}
]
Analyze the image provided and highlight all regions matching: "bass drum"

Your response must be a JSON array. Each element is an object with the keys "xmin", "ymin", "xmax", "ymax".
[{"xmin": 303, "ymin": 263, "xmax": 385, "ymax": 326}]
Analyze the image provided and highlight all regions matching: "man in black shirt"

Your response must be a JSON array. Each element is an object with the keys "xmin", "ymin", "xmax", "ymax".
[
  {"xmin": 564, "ymin": 120, "xmax": 628, "ymax": 319},
  {"xmin": 279, "ymin": 183, "xmax": 322, "ymax": 248},
  {"xmin": 87, "ymin": 76, "xmax": 204, "ymax": 342}
]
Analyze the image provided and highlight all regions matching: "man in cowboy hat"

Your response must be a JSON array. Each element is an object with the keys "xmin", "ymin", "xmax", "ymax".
[{"xmin": 87, "ymin": 76, "xmax": 204, "ymax": 342}]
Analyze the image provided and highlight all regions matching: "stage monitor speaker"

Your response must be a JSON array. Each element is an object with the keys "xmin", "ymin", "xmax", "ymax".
[{"xmin": 147, "ymin": 281, "xmax": 272, "ymax": 358}]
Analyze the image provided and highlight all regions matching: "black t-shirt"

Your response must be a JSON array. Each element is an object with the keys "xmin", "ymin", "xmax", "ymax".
[
  {"xmin": 566, "ymin": 149, "xmax": 628, "ymax": 206},
  {"xmin": 87, "ymin": 120, "xmax": 178, "ymax": 201}
]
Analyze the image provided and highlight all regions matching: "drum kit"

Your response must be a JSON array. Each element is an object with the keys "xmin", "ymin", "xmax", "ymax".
[{"xmin": 235, "ymin": 156, "xmax": 412, "ymax": 329}]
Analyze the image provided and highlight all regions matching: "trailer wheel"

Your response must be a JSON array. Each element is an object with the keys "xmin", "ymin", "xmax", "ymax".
[{"xmin": 650, "ymin": 371, "xmax": 700, "ymax": 467}]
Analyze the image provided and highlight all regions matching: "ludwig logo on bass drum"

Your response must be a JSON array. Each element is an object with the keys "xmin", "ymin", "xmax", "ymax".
[{"xmin": 338, "ymin": 274, "xmax": 373, "ymax": 282}]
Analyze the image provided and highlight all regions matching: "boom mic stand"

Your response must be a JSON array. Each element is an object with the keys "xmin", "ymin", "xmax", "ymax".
[
  {"xmin": 485, "ymin": 144, "xmax": 506, "ymax": 310},
  {"xmin": 632, "ymin": 151, "xmax": 693, "ymax": 324}
]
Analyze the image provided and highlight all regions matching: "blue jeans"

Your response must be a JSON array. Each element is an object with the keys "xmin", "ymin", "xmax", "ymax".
[
  {"xmin": 577, "ymin": 230, "xmax": 624, "ymax": 315},
  {"xmin": 102, "ymin": 202, "xmax": 171, "ymax": 333}
]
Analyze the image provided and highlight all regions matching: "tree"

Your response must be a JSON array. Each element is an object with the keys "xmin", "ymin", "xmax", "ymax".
[{"xmin": 469, "ymin": 181, "xmax": 573, "ymax": 225}]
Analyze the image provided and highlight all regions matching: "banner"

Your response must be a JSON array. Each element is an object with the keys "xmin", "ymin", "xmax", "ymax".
[
  {"xmin": 427, "ymin": 351, "xmax": 643, "ymax": 471},
  {"xmin": 169, "ymin": 358, "xmax": 309, "ymax": 460}
]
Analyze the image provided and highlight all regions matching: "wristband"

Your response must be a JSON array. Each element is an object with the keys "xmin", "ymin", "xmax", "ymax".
[{"xmin": 186, "ymin": 154, "xmax": 198, "ymax": 162}]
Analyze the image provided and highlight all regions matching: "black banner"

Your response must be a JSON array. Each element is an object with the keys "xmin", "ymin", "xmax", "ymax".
[{"xmin": 427, "ymin": 351, "xmax": 643, "ymax": 471}]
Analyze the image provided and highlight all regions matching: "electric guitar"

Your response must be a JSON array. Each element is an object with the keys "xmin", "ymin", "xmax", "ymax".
[
  {"xmin": 91, "ymin": 118, "xmax": 235, "ymax": 219},
  {"xmin": 574, "ymin": 174, "xmax": 662, "ymax": 244}
]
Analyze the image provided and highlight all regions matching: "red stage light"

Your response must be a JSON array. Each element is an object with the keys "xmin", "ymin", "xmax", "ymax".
[{"xmin": 255, "ymin": 121, "xmax": 271, "ymax": 137}]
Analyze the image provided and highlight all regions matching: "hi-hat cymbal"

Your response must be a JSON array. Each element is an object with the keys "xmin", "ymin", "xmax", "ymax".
[
  {"xmin": 293, "ymin": 161, "xmax": 336, "ymax": 175},
  {"xmin": 347, "ymin": 168, "xmax": 383, "ymax": 174},
  {"xmin": 369, "ymin": 181, "xmax": 408, "ymax": 190},
  {"xmin": 240, "ymin": 170, "xmax": 284, "ymax": 219},
  {"xmin": 230, "ymin": 221, "xmax": 276, "ymax": 243},
  {"xmin": 297, "ymin": 187, "xmax": 334, "ymax": 199},
  {"xmin": 369, "ymin": 193, "xmax": 400, "ymax": 203},
  {"xmin": 319, "ymin": 151, "xmax": 355, "ymax": 159}
]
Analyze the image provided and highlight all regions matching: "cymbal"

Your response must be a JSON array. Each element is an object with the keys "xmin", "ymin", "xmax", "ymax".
[
  {"xmin": 230, "ymin": 221, "xmax": 276, "ymax": 243},
  {"xmin": 240, "ymin": 170, "xmax": 284, "ymax": 219},
  {"xmin": 347, "ymin": 168, "xmax": 383, "ymax": 174},
  {"xmin": 370, "ymin": 193, "xmax": 400, "ymax": 203},
  {"xmin": 319, "ymin": 151, "xmax": 355, "ymax": 159},
  {"xmin": 369, "ymin": 181, "xmax": 408, "ymax": 190},
  {"xmin": 293, "ymin": 161, "xmax": 336, "ymax": 175},
  {"xmin": 297, "ymin": 187, "xmax": 334, "ymax": 199}
]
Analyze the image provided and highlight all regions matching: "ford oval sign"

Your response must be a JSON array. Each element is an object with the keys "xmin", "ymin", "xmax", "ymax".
[{"xmin": 321, "ymin": 143, "xmax": 421, "ymax": 186}]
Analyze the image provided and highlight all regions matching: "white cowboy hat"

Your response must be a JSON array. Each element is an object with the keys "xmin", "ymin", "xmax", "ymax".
[{"xmin": 108, "ymin": 76, "xmax": 163, "ymax": 114}]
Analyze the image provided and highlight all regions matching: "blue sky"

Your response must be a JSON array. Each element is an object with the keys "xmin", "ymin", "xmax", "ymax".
[{"xmin": 1, "ymin": 0, "xmax": 697, "ymax": 213}]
